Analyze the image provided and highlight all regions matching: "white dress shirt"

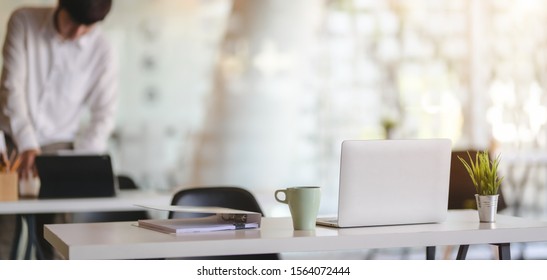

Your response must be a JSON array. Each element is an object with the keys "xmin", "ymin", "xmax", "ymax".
[{"xmin": 0, "ymin": 7, "xmax": 118, "ymax": 152}]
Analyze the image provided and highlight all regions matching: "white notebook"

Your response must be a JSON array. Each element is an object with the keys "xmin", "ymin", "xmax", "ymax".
[
  {"xmin": 138, "ymin": 216, "xmax": 259, "ymax": 234},
  {"xmin": 136, "ymin": 205, "xmax": 262, "ymax": 234}
]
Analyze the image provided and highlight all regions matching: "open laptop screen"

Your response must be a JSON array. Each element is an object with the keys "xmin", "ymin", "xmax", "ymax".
[
  {"xmin": 35, "ymin": 154, "xmax": 116, "ymax": 198},
  {"xmin": 317, "ymin": 138, "xmax": 451, "ymax": 228}
]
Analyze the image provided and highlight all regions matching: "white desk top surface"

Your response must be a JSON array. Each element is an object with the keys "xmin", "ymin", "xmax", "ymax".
[
  {"xmin": 45, "ymin": 210, "xmax": 547, "ymax": 260},
  {"xmin": 0, "ymin": 190, "xmax": 172, "ymax": 214}
]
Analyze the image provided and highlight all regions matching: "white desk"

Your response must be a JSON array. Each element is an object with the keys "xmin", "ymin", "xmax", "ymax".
[
  {"xmin": 1, "ymin": 190, "xmax": 172, "ymax": 259},
  {"xmin": 45, "ymin": 210, "xmax": 547, "ymax": 260}
]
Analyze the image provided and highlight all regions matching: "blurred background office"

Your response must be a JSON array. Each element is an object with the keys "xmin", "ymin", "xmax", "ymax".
[{"xmin": 2, "ymin": 0, "xmax": 547, "ymax": 219}]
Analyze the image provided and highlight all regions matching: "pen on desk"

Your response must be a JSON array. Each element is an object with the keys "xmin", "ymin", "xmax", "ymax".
[
  {"xmin": 8, "ymin": 150, "xmax": 16, "ymax": 164},
  {"xmin": 10, "ymin": 156, "xmax": 22, "ymax": 173},
  {"xmin": 4, "ymin": 150, "xmax": 16, "ymax": 172}
]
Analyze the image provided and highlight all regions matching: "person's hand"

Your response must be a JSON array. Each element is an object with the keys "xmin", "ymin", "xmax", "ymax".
[{"xmin": 18, "ymin": 149, "xmax": 40, "ymax": 180}]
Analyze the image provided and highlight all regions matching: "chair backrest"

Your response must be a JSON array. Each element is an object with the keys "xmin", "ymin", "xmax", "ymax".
[
  {"xmin": 71, "ymin": 174, "xmax": 149, "ymax": 223},
  {"xmin": 449, "ymin": 150, "xmax": 507, "ymax": 211},
  {"xmin": 169, "ymin": 186, "xmax": 265, "ymax": 219},
  {"xmin": 168, "ymin": 186, "xmax": 279, "ymax": 260}
]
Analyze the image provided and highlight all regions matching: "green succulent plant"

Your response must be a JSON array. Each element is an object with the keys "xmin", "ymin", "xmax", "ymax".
[{"xmin": 457, "ymin": 151, "xmax": 504, "ymax": 196}]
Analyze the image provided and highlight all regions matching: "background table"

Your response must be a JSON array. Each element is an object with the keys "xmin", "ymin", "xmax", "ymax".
[
  {"xmin": 0, "ymin": 190, "xmax": 172, "ymax": 259},
  {"xmin": 0, "ymin": 189, "xmax": 171, "ymax": 214},
  {"xmin": 45, "ymin": 210, "xmax": 547, "ymax": 260}
]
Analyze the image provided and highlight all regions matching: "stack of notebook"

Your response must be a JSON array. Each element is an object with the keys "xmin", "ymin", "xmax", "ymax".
[{"xmin": 136, "ymin": 205, "xmax": 262, "ymax": 234}]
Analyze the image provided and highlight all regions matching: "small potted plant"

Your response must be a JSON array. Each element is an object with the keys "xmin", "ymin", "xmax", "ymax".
[{"xmin": 457, "ymin": 151, "xmax": 504, "ymax": 223}]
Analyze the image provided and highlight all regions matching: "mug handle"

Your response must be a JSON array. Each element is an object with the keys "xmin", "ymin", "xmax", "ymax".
[{"xmin": 275, "ymin": 189, "xmax": 288, "ymax": 204}]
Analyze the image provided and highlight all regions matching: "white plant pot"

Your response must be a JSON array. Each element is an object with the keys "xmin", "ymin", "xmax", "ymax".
[{"xmin": 475, "ymin": 194, "xmax": 499, "ymax": 223}]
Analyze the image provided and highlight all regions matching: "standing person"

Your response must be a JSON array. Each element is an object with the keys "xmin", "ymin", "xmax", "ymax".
[{"xmin": 0, "ymin": 0, "xmax": 117, "ymax": 259}]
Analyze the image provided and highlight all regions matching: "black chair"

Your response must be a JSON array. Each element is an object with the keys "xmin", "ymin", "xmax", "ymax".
[
  {"xmin": 117, "ymin": 175, "xmax": 140, "ymax": 190},
  {"xmin": 71, "ymin": 175, "xmax": 150, "ymax": 223},
  {"xmin": 169, "ymin": 186, "xmax": 279, "ymax": 260}
]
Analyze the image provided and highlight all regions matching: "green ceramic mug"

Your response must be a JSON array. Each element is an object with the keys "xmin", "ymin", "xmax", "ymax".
[{"xmin": 275, "ymin": 186, "xmax": 321, "ymax": 230}]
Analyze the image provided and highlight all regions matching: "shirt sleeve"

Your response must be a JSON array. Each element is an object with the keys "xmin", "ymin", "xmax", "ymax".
[
  {"xmin": 74, "ymin": 40, "xmax": 119, "ymax": 152},
  {"xmin": 0, "ymin": 10, "xmax": 41, "ymax": 152}
]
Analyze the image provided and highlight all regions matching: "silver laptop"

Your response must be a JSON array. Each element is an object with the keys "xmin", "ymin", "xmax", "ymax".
[{"xmin": 317, "ymin": 139, "xmax": 452, "ymax": 228}]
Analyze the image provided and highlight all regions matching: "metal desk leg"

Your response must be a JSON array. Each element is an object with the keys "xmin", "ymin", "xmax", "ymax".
[
  {"xmin": 456, "ymin": 245, "xmax": 469, "ymax": 260},
  {"xmin": 426, "ymin": 246, "xmax": 436, "ymax": 260},
  {"xmin": 496, "ymin": 243, "xmax": 511, "ymax": 260}
]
